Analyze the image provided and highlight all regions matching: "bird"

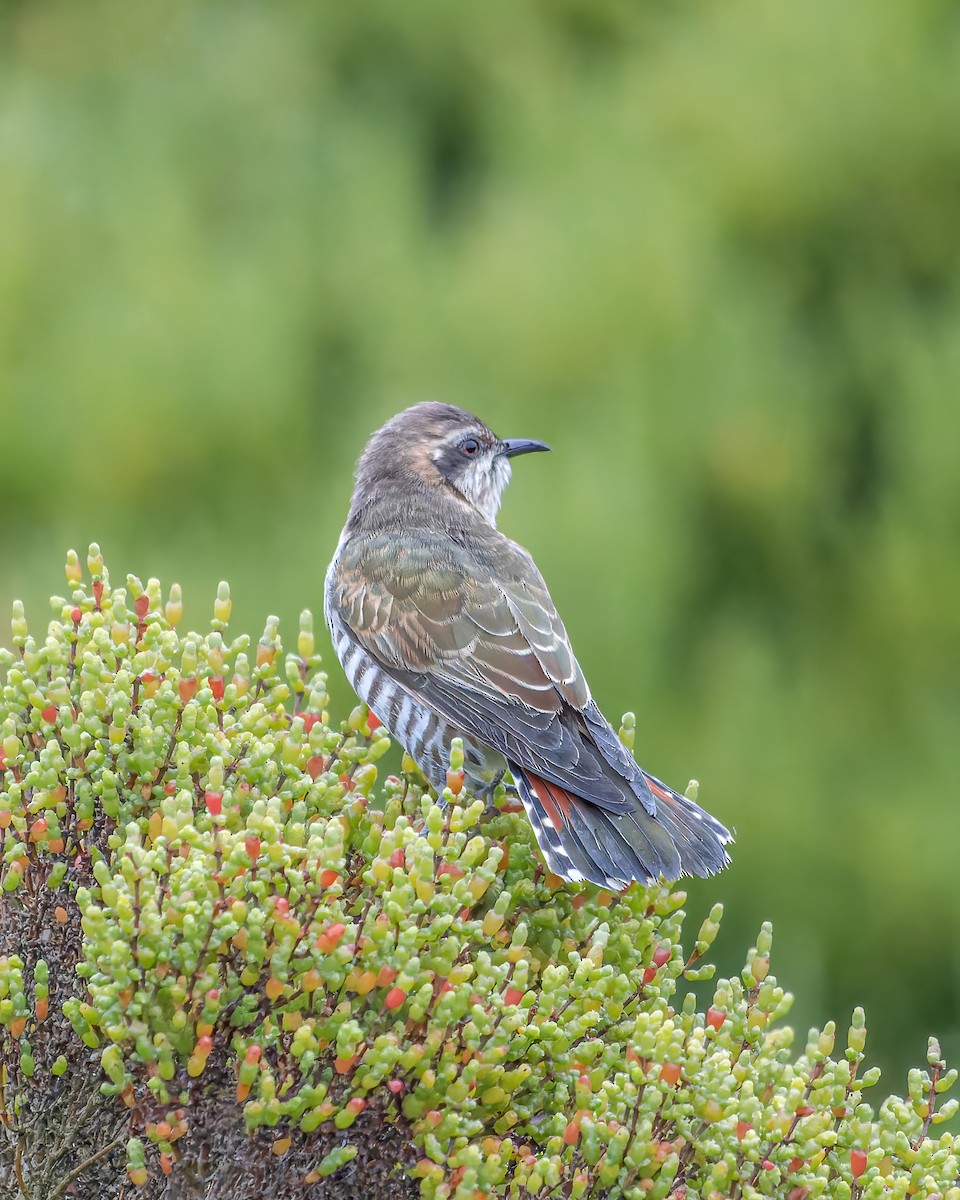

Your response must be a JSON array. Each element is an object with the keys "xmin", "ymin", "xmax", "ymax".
[{"xmin": 325, "ymin": 402, "xmax": 732, "ymax": 890}]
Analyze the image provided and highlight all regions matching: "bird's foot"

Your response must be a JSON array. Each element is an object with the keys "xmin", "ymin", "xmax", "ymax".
[{"xmin": 472, "ymin": 779, "xmax": 524, "ymax": 827}]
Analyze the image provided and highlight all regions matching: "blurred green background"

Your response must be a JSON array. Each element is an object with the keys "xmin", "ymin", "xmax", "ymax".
[{"xmin": 2, "ymin": 0, "xmax": 959, "ymax": 1093}]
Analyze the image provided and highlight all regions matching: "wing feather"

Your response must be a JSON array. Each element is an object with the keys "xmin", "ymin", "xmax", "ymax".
[{"xmin": 330, "ymin": 528, "xmax": 652, "ymax": 814}]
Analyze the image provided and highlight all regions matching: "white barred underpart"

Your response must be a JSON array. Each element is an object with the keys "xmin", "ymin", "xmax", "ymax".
[{"xmin": 327, "ymin": 608, "xmax": 489, "ymax": 795}]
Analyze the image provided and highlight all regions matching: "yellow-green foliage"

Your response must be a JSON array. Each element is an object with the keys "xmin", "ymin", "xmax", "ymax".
[{"xmin": 0, "ymin": 550, "xmax": 958, "ymax": 1199}]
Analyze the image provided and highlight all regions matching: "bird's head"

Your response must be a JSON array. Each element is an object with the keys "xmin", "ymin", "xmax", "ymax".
[{"xmin": 352, "ymin": 402, "xmax": 549, "ymax": 527}]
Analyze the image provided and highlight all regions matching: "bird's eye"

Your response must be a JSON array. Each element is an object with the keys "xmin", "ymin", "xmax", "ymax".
[{"xmin": 460, "ymin": 438, "xmax": 481, "ymax": 457}]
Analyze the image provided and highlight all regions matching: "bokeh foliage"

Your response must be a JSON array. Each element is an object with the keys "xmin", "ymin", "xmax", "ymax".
[{"xmin": 1, "ymin": 0, "xmax": 959, "ymax": 1095}]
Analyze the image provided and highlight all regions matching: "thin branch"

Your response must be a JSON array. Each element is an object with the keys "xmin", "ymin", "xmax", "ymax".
[
  {"xmin": 14, "ymin": 1138, "xmax": 30, "ymax": 1199},
  {"xmin": 912, "ymin": 1059, "xmax": 944, "ymax": 1151},
  {"xmin": 47, "ymin": 1092, "xmax": 103, "ymax": 1169},
  {"xmin": 47, "ymin": 1134, "xmax": 126, "ymax": 1200}
]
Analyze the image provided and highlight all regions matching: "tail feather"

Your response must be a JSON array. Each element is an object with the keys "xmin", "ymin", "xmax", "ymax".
[
  {"xmin": 513, "ymin": 770, "xmax": 637, "ymax": 885},
  {"xmin": 511, "ymin": 763, "xmax": 732, "ymax": 890},
  {"xmin": 640, "ymin": 772, "xmax": 732, "ymax": 877}
]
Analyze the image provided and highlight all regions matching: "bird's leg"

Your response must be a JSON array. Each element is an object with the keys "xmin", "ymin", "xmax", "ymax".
[
  {"xmin": 470, "ymin": 770, "xmax": 521, "ymax": 825},
  {"xmin": 473, "ymin": 769, "xmax": 503, "ymax": 812}
]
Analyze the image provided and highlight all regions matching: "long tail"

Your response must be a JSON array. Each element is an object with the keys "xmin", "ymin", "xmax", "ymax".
[{"xmin": 511, "ymin": 764, "xmax": 733, "ymax": 889}]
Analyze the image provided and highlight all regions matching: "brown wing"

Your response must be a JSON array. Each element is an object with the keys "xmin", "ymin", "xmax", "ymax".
[
  {"xmin": 333, "ymin": 529, "xmax": 588, "ymax": 710},
  {"xmin": 330, "ymin": 527, "xmax": 644, "ymax": 814}
]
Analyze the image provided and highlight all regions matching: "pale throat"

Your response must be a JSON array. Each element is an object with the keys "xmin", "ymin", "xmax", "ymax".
[{"xmin": 450, "ymin": 456, "xmax": 512, "ymax": 527}]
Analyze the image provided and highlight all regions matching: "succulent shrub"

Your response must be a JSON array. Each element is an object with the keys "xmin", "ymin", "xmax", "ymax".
[{"xmin": 0, "ymin": 548, "xmax": 957, "ymax": 1200}]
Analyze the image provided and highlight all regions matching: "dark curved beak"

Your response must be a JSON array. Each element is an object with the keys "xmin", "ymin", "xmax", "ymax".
[{"xmin": 500, "ymin": 438, "xmax": 551, "ymax": 459}]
